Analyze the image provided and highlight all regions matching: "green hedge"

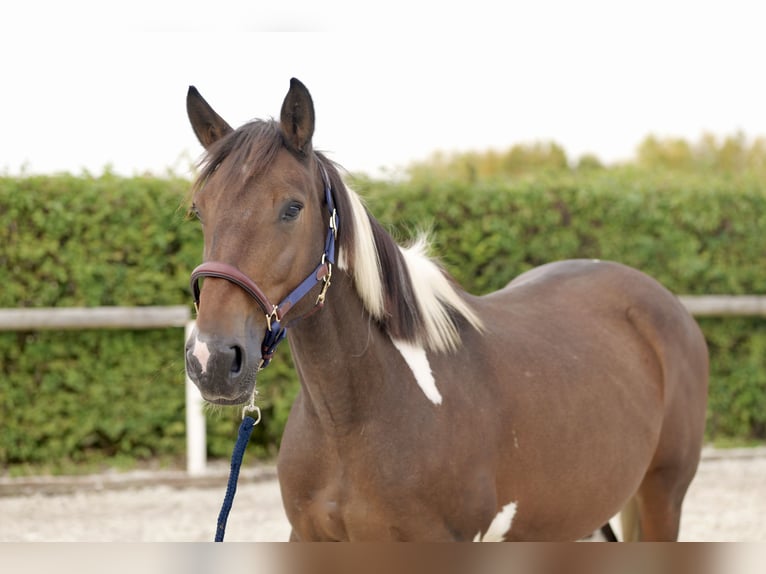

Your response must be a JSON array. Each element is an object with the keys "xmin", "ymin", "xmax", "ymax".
[
  {"xmin": 1, "ymin": 170, "xmax": 764, "ymax": 473},
  {"xmin": 0, "ymin": 173, "xmax": 301, "ymax": 474},
  {"xmin": 355, "ymin": 169, "xmax": 765, "ymax": 295}
]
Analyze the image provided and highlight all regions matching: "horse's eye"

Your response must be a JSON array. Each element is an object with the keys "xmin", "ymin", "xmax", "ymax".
[
  {"xmin": 282, "ymin": 201, "xmax": 303, "ymax": 222},
  {"xmin": 189, "ymin": 203, "xmax": 203, "ymax": 223}
]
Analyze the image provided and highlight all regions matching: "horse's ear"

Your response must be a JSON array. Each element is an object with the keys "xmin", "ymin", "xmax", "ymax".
[
  {"xmin": 186, "ymin": 86, "xmax": 234, "ymax": 149},
  {"xmin": 280, "ymin": 78, "xmax": 315, "ymax": 155}
]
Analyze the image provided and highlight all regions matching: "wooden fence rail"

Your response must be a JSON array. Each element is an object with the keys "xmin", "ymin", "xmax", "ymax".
[
  {"xmin": 0, "ymin": 306, "xmax": 190, "ymax": 331},
  {"xmin": 1, "ymin": 297, "xmax": 763, "ymax": 332},
  {"xmin": 678, "ymin": 296, "xmax": 766, "ymax": 317},
  {"xmin": 0, "ymin": 297, "xmax": 763, "ymax": 475}
]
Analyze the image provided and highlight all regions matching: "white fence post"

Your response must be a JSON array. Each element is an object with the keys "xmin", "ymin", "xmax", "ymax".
[{"xmin": 185, "ymin": 320, "xmax": 207, "ymax": 475}]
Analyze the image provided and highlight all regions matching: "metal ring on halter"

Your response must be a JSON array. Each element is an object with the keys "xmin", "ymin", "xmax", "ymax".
[
  {"xmin": 316, "ymin": 263, "xmax": 333, "ymax": 306},
  {"xmin": 265, "ymin": 306, "xmax": 280, "ymax": 332},
  {"xmin": 242, "ymin": 390, "xmax": 262, "ymax": 423}
]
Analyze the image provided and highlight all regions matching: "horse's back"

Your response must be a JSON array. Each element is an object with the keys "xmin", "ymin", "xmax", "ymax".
[
  {"xmin": 496, "ymin": 259, "xmax": 708, "ymax": 388},
  {"xmin": 487, "ymin": 258, "xmax": 708, "ymax": 436},
  {"xmin": 493, "ymin": 259, "xmax": 705, "ymax": 357}
]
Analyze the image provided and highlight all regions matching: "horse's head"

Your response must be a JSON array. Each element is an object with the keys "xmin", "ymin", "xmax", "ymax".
[{"xmin": 184, "ymin": 78, "xmax": 334, "ymax": 405}]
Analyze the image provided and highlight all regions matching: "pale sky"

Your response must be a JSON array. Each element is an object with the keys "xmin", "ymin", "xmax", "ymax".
[{"xmin": 2, "ymin": 1, "xmax": 764, "ymax": 178}]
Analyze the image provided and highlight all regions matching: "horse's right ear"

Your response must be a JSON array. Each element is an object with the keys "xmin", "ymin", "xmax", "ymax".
[
  {"xmin": 280, "ymin": 78, "xmax": 315, "ymax": 155},
  {"xmin": 186, "ymin": 86, "xmax": 234, "ymax": 149}
]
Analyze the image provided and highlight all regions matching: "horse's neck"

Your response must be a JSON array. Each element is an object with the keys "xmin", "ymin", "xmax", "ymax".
[{"xmin": 286, "ymin": 269, "xmax": 385, "ymax": 433}]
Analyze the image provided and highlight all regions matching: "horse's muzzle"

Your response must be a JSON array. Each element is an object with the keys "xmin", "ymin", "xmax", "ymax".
[{"xmin": 185, "ymin": 326, "xmax": 259, "ymax": 405}]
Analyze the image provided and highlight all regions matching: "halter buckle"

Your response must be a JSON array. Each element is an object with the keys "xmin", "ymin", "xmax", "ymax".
[
  {"xmin": 265, "ymin": 306, "xmax": 280, "ymax": 332},
  {"xmin": 316, "ymin": 262, "xmax": 333, "ymax": 306},
  {"xmin": 329, "ymin": 208, "xmax": 338, "ymax": 238}
]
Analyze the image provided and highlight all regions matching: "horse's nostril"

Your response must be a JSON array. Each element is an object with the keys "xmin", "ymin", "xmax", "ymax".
[{"xmin": 230, "ymin": 345, "xmax": 243, "ymax": 375}]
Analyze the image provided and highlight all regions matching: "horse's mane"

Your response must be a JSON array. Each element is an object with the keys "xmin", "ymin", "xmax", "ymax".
[
  {"xmin": 194, "ymin": 119, "xmax": 483, "ymax": 353},
  {"xmin": 320, "ymin": 159, "xmax": 483, "ymax": 354}
]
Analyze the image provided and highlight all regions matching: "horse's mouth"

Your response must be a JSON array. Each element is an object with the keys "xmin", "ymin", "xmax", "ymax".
[
  {"xmin": 195, "ymin": 370, "xmax": 258, "ymax": 406},
  {"xmin": 203, "ymin": 391, "xmax": 254, "ymax": 406}
]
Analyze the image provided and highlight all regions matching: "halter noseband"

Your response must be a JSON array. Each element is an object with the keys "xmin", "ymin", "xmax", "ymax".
[{"xmin": 190, "ymin": 162, "xmax": 338, "ymax": 370}]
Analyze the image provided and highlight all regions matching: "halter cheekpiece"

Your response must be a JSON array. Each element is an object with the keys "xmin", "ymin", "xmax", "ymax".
[{"xmin": 190, "ymin": 161, "xmax": 338, "ymax": 370}]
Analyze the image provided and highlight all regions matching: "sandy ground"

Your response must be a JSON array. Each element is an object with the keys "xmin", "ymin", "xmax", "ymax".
[{"xmin": 0, "ymin": 448, "xmax": 764, "ymax": 542}]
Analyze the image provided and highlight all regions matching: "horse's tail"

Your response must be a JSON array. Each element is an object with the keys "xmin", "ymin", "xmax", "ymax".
[
  {"xmin": 620, "ymin": 496, "xmax": 642, "ymax": 541},
  {"xmin": 600, "ymin": 522, "xmax": 618, "ymax": 542}
]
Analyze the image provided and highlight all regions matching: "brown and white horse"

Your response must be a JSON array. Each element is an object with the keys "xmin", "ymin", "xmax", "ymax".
[{"xmin": 184, "ymin": 78, "xmax": 708, "ymax": 541}]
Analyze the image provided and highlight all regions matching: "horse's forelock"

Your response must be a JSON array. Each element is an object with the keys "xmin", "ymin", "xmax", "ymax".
[{"xmin": 194, "ymin": 120, "xmax": 284, "ymax": 195}]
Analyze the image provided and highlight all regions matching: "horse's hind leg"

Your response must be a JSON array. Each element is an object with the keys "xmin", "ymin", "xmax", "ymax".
[
  {"xmin": 600, "ymin": 522, "xmax": 618, "ymax": 542},
  {"xmin": 627, "ymin": 465, "xmax": 694, "ymax": 541}
]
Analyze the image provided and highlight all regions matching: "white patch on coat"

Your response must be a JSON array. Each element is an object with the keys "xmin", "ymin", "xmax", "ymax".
[
  {"xmin": 391, "ymin": 337, "xmax": 442, "ymax": 405},
  {"xmin": 474, "ymin": 502, "xmax": 518, "ymax": 542},
  {"xmin": 191, "ymin": 336, "xmax": 211, "ymax": 375}
]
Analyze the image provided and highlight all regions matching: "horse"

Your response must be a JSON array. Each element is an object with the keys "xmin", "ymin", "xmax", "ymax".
[{"xmin": 183, "ymin": 78, "xmax": 709, "ymax": 541}]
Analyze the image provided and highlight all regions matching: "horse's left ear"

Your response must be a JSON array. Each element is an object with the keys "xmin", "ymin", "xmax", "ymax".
[
  {"xmin": 187, "ymin": 86, "xmax": 233, "ymax": 149},
  {"xmin": 280, "ymin": 78, "xmax": 315, "ymax": 155}
]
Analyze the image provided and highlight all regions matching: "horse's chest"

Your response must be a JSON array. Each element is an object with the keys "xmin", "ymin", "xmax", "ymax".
[
  {"xmin": 278, "ymin": 444, "xmax": 444, "ymax": 540},
  {"xmin": 278, "ymin": 446, "xmax": 495, "ymax": 541},
  {"xmin": 297, "ymin": 486, "xmax": 349, "ymax": 541},
  {"xmin": 280, "ymin": 473, "xmax": 400, "ymax": 541},
  {"xmin": 277, "ymin": 407, "xmax": 494, "ymax": 540}
]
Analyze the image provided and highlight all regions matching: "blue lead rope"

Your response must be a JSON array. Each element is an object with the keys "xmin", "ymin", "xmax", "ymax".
[{"xmin": 215, "ymin": 415, "xmax": 257, "ymax": 542}]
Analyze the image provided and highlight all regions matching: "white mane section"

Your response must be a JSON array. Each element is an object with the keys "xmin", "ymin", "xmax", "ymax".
[
  {"xmin": 336, "ymin": 188, "xmax": 385, "ymax": 319},
  {"xmin": 399, "ymin": 237, "xmax": 484, "ymax": 353},
  {"xmin": 337, "ymin": 186, "xmax": 483, "ymax": 354}
]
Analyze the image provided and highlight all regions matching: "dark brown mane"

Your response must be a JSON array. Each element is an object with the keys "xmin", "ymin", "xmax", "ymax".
[{"xmin": 317, "ymin": 156, "xmax": 423, "ymax": 343}]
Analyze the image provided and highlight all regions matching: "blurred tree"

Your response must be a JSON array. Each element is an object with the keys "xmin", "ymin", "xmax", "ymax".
[
  {"xmin": 637, "ymin": 131, "xmax": 766, "ymax": 175},
  {"xmin": 636, "ymin": 135, "xmax": 693, "ymax": 170},
  {"xmin": 407, "ymin": 141, "xmax": 570, "ymax": 183},
  {"xmin": 405, "ymin": 132, "xmax": 766, "ymax": 184},
  {"xmin": 575, "ymin": 153, "xmax": 604, "ymax": 171}
]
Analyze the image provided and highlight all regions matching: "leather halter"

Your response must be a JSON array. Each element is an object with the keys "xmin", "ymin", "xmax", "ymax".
[{"xmin": 190, "ymin": 162, "xmax": 338, "ymax": 369}]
